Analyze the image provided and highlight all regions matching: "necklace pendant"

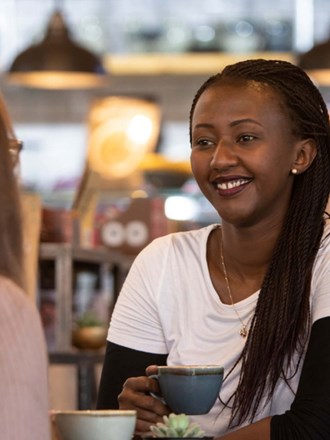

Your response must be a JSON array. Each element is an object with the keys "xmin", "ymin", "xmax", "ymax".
[
  {"xmin": 219, "ymin": 229, "xmax": 250, "ymax": 340},
  {"xmin": 240, "ymin": 326, "xmax": 248, "ymax": 338}
]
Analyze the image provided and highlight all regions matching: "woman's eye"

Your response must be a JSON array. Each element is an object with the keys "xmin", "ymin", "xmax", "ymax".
[
  {"xmin": 237, "ymin": 134, "xmax": 256, "ymax": 143},
  {"xmin": 193, "ymin": 138, "xmax": 214, "ymax": 149}
]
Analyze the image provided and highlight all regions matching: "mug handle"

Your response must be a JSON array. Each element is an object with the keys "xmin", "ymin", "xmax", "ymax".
[{"xmin": 148, "ymin": 374, "xmax": 166, "ymax": 405}]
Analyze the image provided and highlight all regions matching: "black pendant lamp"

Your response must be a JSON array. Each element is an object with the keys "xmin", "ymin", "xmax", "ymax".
[
  {"xmin": 298, "ymin": 38, "xmax": 330, "ymax": 86},
  {"xmin": 7, "ymin": 9, "xmax": 108, "ymax": 89}
]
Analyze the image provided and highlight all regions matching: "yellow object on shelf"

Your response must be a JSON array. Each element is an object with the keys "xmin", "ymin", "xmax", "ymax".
[
  {"xmin": 87, "ymin": 96, "xmax": 161, "ymax": 180},
  {"xmin": 139, "ymin": 152, "xmax": 192, "ymax": 189},
  {"xmin": 104, "ymin": 52, "xmax": 295, "ymax": 76},
  {"xmin": 139, "ymin": 152, "xmax": 191, "ymax": 172}
]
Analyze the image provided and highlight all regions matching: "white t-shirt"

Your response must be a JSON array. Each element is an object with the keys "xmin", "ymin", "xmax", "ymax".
[{"xmin": 108, "ymin": 221, "xmax": 330, "ymax": 437}]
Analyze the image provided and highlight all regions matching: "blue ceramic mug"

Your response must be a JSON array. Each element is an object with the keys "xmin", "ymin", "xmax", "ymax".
[{"xmin": 149, "ymin": 365, "xmax": 224, "ymax": 415}]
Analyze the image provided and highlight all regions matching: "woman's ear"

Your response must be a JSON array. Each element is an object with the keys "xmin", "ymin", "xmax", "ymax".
[{"xmin": 292, "ymin": 139, "xmax": 317, "ymax": 174}]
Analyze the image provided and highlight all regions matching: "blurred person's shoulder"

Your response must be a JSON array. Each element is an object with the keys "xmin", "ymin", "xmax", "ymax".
[{"xmin": 0, "ymin": 275, "xmax": 40, "ymax": 321}]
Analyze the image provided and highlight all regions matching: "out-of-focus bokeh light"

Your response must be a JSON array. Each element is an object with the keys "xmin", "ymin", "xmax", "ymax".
[{"xmin": 165, "ymin": 195, "xmax": 199, "ymax": 221}]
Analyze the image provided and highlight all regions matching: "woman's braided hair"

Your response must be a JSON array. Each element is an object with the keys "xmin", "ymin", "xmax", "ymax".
[{"xmin": 189, "ymin": 59, "xmax": 330, "ymax": 426}]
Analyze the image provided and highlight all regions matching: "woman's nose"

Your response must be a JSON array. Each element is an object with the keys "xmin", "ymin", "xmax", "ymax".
[{"xmin": 210, "ymin": 140, "xmax": 237, "ymax": 169}]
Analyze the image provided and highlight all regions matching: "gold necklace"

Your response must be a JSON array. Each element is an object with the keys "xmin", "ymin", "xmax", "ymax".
[{"xmin": 218, "ymin": 229, "xmax": 249, "ymax": 338}]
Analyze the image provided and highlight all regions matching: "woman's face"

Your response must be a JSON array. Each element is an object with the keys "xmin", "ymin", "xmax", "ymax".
[{"xmin": 190, "ymin": 81, "xmax": 301, "ymax": 228}]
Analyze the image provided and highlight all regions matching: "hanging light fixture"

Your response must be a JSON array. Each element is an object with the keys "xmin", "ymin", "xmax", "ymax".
[
  {"xmin": 7, "ymin": 7, "xmax": 108, "ymax": 89},
  {"xmin": 298, "ymin": 38, "xmax": 330, "ymax": 86}
]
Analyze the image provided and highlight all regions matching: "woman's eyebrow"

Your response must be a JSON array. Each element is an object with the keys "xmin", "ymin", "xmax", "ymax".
[
  {"xmin": 193, "ymin": 119, "xmax": 263, "ymax": 131},
  {"xmin": 229, "ymin": 118, "xmax": 263, "ymax": 127},
  {"xmin": 193, "ymin": 123, "xmax": 214, "ymax": 130}
]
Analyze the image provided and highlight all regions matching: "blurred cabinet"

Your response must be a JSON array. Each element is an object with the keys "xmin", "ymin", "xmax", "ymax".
[{"xmin": 38, "ymin": 243, "xmax": 132, "ymax": 351}]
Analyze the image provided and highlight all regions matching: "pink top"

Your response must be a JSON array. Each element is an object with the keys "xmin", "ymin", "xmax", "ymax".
[{"xmin": 0, "ymin": 276, "xmax": 50, "ymax": 440}]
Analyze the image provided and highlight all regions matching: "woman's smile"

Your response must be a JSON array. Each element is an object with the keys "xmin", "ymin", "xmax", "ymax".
[{"xmin": 213, "ymin": 175, "xmax": 252, "ymax": 196}]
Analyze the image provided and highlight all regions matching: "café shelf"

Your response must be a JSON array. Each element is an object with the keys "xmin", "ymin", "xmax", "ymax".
[{"xmin": 38, "ymin": 242, "xmax": 133, "ymax": 352}]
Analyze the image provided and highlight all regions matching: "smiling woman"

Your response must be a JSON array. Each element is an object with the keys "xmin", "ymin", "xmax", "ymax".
[{"xmin": 96, "ymin": 59, "xmax": 330, "ymax": 440}]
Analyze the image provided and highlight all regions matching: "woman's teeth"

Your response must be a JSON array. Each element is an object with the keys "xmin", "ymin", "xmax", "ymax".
[{"xmin": 217, "ymin": 179, "xmax": 249, "ymax": 190}]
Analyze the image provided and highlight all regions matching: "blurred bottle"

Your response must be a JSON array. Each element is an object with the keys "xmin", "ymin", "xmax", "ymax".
[{"xmin": 74, "ymin": 271, "xmax": 97, "ymax": 317}]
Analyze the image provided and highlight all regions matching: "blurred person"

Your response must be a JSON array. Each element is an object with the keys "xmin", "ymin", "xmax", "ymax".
[{"xmin": 0, "ymin": 94, "xmax": 50, "ymax": 440}]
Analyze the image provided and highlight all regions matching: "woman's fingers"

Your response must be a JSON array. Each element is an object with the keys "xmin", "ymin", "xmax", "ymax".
[
  {"xmin": 146, "ymin": 364, "xmax": 158, "ymax": 376},
  {"xmin": 118, "ymin": 375, "xmax": 170, "ymax": 433}
]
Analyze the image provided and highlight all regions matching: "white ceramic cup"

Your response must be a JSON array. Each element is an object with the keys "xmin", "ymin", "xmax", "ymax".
[{"xmin": 51, "ymin": 409, "xmax": 136, "ymax": 440}]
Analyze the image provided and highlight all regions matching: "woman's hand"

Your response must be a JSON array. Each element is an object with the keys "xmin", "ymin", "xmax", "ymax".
[{"xmin": 118, "ymin": 365, "xmax": 170, "ymax": 435}]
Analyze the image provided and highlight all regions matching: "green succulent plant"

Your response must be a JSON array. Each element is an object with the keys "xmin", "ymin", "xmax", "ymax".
[
  {"xmin": 150, "ymin": 413, "xmax": 206, "ymax": 438},
  {"xmin": 74, "ymin": 311, "xmax": 105, "ymax": 328}
]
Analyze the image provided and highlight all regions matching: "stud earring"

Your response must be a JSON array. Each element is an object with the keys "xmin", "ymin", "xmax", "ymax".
[{"xmin": 291, "ymin": 168, "xmax": 298, "ymax": 175}]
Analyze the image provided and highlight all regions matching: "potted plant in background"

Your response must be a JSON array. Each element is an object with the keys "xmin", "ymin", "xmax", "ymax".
[
  {"xmin": 72, "ymin": 310, "xmax": 108, "ymax": 350},
  {"xmin": 147, "ymin": 413, "xmax": 214, "ymax": 439}
]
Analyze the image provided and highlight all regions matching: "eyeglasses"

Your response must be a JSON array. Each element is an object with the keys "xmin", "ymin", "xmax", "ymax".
[{"xmin": 8, "ymin": 138, "xmax": 23, "ymax": 167}]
